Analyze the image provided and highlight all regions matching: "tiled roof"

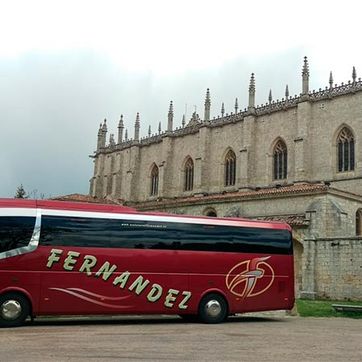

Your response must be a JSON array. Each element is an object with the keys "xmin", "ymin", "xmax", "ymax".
[
  {"xmin": 51, "ymin": 194, "xmax": 119, "ymax": 204},
  {"xmin": 132, "ymin": 182, "xmax": 329, "ymax": 209},
  {"xmin": 253, "ymin": 214, "xmax": 309, "ymax": 226}
]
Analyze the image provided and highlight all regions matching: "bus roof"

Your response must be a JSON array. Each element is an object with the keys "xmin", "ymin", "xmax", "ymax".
[
  {"xmin": 0, "ymin": 198, "xmax": 136, "ymax": 213},
  {"xmin": 0, "ymin": 198, "xmax": 291, "ymax": 231}
]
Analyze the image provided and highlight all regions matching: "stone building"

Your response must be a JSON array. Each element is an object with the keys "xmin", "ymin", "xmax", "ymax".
[{"xmin": 89, "ymin": 57, "xmax": 362, "ymax": 300}]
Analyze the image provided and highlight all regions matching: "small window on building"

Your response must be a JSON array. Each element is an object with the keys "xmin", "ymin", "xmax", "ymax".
[
  {"xmin": 184, "ymin": 157, "xmax": 194, "ymax": 191},
  {"xmin": 356, "ymin": 209, "xmax": 362, "ymax": 236},
  {"xmin": 337, "ymin": 127, "xmax": 355, "ymax": 172},
  {"xmin": 224, "ymin": 150, "xmax": 236, "ymax": 187},
  {"xmin": 273, "ymin": 140, "xmax": 287, "ymax": 180},
  {"xmin": 150, "ymin": 164, "xmax": 159, "ymax": 196}
]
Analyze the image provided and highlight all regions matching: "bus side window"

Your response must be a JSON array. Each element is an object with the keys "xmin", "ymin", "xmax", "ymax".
[
  {"xmin": 0, "ymin": 216, "xmax": 36, "ymax": 253},
  {"xmin": 40, "ymin": 216, "xmax": 110, "ymax": 247}
]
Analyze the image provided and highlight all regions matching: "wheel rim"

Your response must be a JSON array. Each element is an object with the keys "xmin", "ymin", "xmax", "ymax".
[
  {"xmin": 204, "ymin": 300, "xmax": 222, "ymax": 318},
  {"xmin": 1, "ymin": 300, "xmax": 22, "ymax": 320}
]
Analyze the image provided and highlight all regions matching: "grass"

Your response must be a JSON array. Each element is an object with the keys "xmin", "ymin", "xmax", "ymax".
[{"xmin": 296, "ymin": 299, "xmax": 362, "ymax": 318}]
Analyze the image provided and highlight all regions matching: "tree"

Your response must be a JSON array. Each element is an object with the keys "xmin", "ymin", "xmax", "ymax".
[{"xmin": 14, "ymin": 184, "xmax": 27, "ymax": 199}]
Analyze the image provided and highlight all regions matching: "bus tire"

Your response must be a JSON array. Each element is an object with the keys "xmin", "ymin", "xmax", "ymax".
[
  {"xmin": 198, "ymin": 293, "xmax": 228, "ymax": 324},
  {"xmin": 0, "ymin": 293, "xmax": 30, "ymax": 328}
]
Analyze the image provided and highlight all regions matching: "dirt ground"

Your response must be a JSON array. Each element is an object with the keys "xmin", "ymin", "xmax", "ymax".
[{"xmin": 0, "ymin": 314, "xmax": 361, "ymax": 361}]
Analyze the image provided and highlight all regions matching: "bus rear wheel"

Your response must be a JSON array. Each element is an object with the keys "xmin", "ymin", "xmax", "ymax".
[
  {"xmin": 0, "ymin": 293, "xmax": 30, "ymax": 328},
  {"xmin": 198, "ymin": 293, "xmax": 228, "ymax": 324}
]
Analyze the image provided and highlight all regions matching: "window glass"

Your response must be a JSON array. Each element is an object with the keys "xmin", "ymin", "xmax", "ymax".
[
  {"xmin": 273, "ymin": 140, "xmax": 287, "ymax": 180},
  {"xmin": 40, "ymin": 215, "xmax": 292, "ymax": 255},
  {"xmin": 150, "ymin": 165, "xmax": 159, "ymax": 196},
  {"xmin": 0, "ymin": 217, "xmax": 36, "ymax": 253},
  {"xmin": 225, "ymin": 150, "xmax": 236, "ymax": 186},
  {"xmin": 184, "ymin": 158, "xmax": 194, "ymax": 191},
  {"xmin": 337, "ymin": 127, "xmax": 354, "ymax": 172}
]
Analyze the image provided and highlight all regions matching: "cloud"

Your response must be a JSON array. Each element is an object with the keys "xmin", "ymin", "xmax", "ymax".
[{"xmin": 1, "ymin": 0, "xmax": 361, "ymax": 197}]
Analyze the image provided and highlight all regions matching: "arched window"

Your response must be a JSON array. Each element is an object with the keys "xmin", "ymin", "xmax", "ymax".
[
  {"xmin": 273, "ymin": 140, "xmax": 287, "ymax": 180},
  {"xmin": 356, "ymin": 209, "xmax": 362, "ymax": 236},
  {"xmin": 224, "ymin": 150, "xmax": 236, "ymax": 186},
  {"xmin": 150, "ymin": 164, "xmax": 159, "ymax": 196},
  {"xmin": 184, "ymin": 158, "xmax": 194, "ymax": 191},
  {"xmin": 204, "ymin": 207, "xmax": 217, "ymax": 217},
  {"xmin": 337, "ymin": 127, "xmax": 354, "ymax": 172}
]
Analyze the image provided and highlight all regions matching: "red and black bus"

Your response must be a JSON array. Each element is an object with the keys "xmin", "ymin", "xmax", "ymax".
[{"xmin": 0, "ymin": 198, "xmax": 294, "ymax": 327}]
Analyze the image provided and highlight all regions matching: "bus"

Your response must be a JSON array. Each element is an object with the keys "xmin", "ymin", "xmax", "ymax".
[{"xmin": 0, "ymin": 198, "xmax": 294, "ymax": 327}]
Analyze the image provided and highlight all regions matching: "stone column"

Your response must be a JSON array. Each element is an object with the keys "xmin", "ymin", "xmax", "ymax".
[
  {"xmin": 124, "ymin": 145, "xmax": 140, "ymax": 202},
  {"xmin": 114, "ymin": 153, "xmax": 124, "ymax": 200},
  {"xmin": 294, "ymin": 101, "xmax": 312, "ymax": 181},
  {"xmin": 194, "ymin": 125, "xmax": 211, "ymax": 194},
  {"xmin": 238, "ymin": 148, "xmax": 249, "ymax": 188},
  {"xmin": 159, "ymin": 136, "xmax": 173, "ymax": 198},
  {"xmin": 301, "ymin": 238, "xmax": 317, "ymax": 299},
  {"xmin": 238, "ymin": 114, "xmax": 256, "ymax": 188},
  {"xmin": 194, "ymin": 157, "xmax": 203, "ymax": 194}
]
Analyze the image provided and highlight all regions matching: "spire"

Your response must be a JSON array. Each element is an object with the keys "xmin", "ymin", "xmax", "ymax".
[
  {"xmin": 221, "ymin": 102, "xmax": 225, "ymax": 117},
  {"xmin": 167, "ymin": 101, "xmax": 174, "ymax": 132},
  {"xmin": 158, "ymin": 122, "xmax": 161, "ymax": 134},
  {"xmin": 118, "ymin": 114, "xmax": 124, "ymax": 128},
  {"xmin": 97, "ymin": 123, "xmax": 103, "ymax": 150},
  {"xmin": 117, "ymin": 114, "xmax": 124, "ymax": 144},
  {"xmin": 182, "ymin": 114, "xmax": 186, "ymax": 128},
  {"xmin": 109, "ymin": 133, "xmax": 115, "ymax": 146},
  {"xmin": 302, "ymin": 56, "xmax": 309, "ymax": 95},
  {"xmin": 268, "ymin": 89, "xmax": 272, "ymax": 104},
  {"xmin": 101, "ymin": 118, "xmax": 107, "ymax": 132},
  {"xmin": 125, "ymin": 129, "xmax": 128, "ymax": 141},
  {"xmin": 329, "ymin": 71, "xmax": 333, "ymax": 89},
  {"xmin": 248, "ymin": 73, "xmax": 255, "ymax": 110},
  {"xmin": 148, "ymin": 125, "xmax": 151, "ymax": 137},
  {"xmin": 285, "ymin": 85, "xmax": 289, "ymax": 99},
  {"xmin": 134, "ymin": 113, "xmax": 140, "ymax": 141},
  {"xmin": 352, "ymin": 66, "xmax": 357, "ymax": 84},
  {"xmin": 189, "ymin": 111, "xmax": 200, "ymax": 126},
  {"xmin": 100, "ymin": 119, "xmax": 107, "ymax": 148},
  {"xmin": 234, "ymin": 98, "xmax": 239, "ymax": 114},
  {"xmin": 204, "ymin": 88, "xmax": 211, "ymax": 121}
]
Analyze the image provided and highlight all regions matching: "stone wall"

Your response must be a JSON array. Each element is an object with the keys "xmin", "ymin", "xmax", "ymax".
[
  {"xmin": 89, "ymin": 60, "xmax": 362, "ymax": 301},
  {"xmin": 132, "ymin": 188, "xmax": 362, "ymax": 300},
  {"xmin": 91, "ymin": 89, "xmax": 362, "ymax": 203},
  {"xmin": 302, "ymin": 237, "xmax": 362, "ymax": 300}
]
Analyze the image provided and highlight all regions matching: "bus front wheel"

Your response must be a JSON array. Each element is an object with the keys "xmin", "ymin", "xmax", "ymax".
[
  {"xmin": 0, "ymin": 293, "xmax": 30, "ymax": 328},
  {"xmin": 198, "ymin": 293, "xmax": 228, "ymax": 324}
]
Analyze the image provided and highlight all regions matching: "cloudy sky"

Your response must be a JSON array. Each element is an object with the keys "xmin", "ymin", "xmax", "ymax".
[{"xmin": 1, "ymin": 0, "xmax": 361, "ymax": 198}]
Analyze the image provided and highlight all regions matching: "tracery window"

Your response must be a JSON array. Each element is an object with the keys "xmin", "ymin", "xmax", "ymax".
[
  {"xmin": 184, "ymin": 158, "xmax": 194, "ymax": 191},
  {"xmin": 224, "ymin": 150, "xmax": 236, "ymax": 186},
  {"xmin": 150, "ymin": 164, "xmax": 159, "ymax": 196},
  {"xmin": 273, "ymin": 140, "xmax": 287, "ymax": 180},
  {"xmin": 337, "ymin": 127, "xmax": 355, "ymax": 172}
]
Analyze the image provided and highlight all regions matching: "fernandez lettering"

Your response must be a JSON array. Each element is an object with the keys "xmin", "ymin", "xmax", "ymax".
[{"xmin": 47, "ymin": 248, "xmax": 192, "ymax": 310}]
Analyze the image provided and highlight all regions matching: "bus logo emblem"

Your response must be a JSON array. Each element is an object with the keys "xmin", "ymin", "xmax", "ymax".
[{"xmin": 225, "ymin": 256, "xmax": 275, "ymax": 299}]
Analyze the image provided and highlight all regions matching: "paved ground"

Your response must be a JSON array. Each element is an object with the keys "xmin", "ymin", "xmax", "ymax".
[{"xmin": 0, "ymin": 314, "xmax": 361, "ymax": 361}]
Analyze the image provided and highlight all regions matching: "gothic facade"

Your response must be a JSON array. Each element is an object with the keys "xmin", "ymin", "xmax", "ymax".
[{"xmin": 89, "ymin": 57, "xmax": 362, "ymax": 301}]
